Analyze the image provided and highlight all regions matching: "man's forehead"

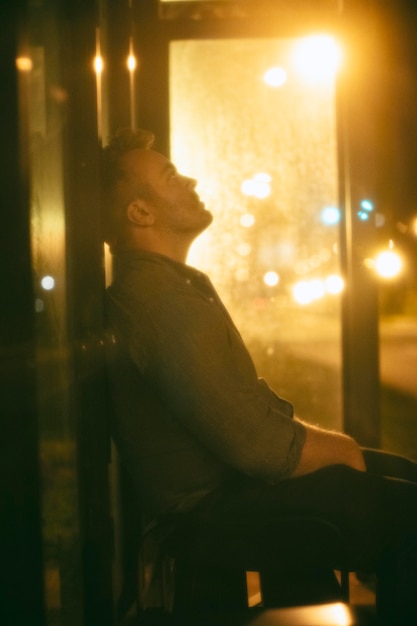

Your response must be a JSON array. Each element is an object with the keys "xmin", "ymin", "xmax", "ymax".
[{"xmin": 120, "ymin": 148, "xmax": 169, "ymax": 177}]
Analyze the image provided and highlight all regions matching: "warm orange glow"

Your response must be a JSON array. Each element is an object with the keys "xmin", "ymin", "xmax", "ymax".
[
  {"xmin": 325, "ymin": 274, "xmax": 344, "ymax": 295},
  {"xmin": 264, "ymin": 271, "xmax": 280, "ymax": 287},
  {"xmin": 264, "ymin": 66, "xmax": 287, "ymax": 87},
  {"xmin": 127, "ymin": 54, "xmax": 137, "ymax": 72},
  {"xmin": 16, "ymin": 57, "xmax": 33, "ymax": 72},
  {"xmin": 94, "ymin": 55, "xmax": 103, "ymax": 75},
  {"xmin": 241, "ymin": 173, "xmax": 271, "ymax": 199},
  {"xmin": 375, "ymin": 250, "xmax": 403, "ymax": 279},
  {"xmin": 41, "ymin": 275, "xmax": 55, "ymax": 291},
  {"xmin": 292, "ymin": 35, "xmax": 343, "ymax": 84},
  {"xmin": 293, "ymin": 275, "xmax": 344, "ymax": 305},
  {"xmin": 171, "ymin": 37, "xmax": 343, "ymax": 430}
]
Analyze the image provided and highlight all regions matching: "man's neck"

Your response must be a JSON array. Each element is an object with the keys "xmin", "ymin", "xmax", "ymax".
[
  {"xmin": 119, "ymin": 230, "xmax": 192, "ymax": 264},
  {"xmin": 137, "ymin": 239, "xmax": 190, "ymax": 264}
]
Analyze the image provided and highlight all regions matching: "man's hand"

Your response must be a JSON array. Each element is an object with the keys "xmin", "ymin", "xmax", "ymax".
[{"xmin": 292, "ymin": 419, "xmax": 366, "ymax": 477}]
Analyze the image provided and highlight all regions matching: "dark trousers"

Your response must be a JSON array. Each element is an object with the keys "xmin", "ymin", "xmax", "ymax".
[{"xmin": 189, "ymin": 448, "xmax": 417, "ymax": 625}]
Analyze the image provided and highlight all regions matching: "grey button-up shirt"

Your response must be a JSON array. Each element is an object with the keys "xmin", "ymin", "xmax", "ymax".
[{"xmin": 106, "ymin": 250, "xmax": 306, "ymax": 518}]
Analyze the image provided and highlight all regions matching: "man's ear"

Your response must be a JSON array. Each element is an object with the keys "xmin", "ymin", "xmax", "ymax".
[{"xmin": 126, "ymin": 199, "xmax": 155, "ymax": 227}]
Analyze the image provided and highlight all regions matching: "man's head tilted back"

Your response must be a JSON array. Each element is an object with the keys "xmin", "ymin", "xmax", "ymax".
[
  {"xmin": 100, "ymin": 128, "xmax": 212, "ymax": 259},
  {"xmin": 100, "ymin": 127, "xmax": 155, "ymax": 252}
]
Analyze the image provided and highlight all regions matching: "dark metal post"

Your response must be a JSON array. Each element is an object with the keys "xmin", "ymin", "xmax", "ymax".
[
  {"xmin": 0, "ymin": 1, "xmax": 46, "ymax": 624},
  {"xmin": 63, "ymin": 1, "xmax": 114, "ymax": 623},
  {"xmin": 337, "ymin": 11, "xmax": 381, "ymax": 447}
]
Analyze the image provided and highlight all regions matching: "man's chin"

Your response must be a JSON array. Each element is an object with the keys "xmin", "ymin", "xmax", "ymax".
[
  {"xmin": 200, "ymin": 202, "xmax": 212, "ymax": 218},
  {"xmin": 191, "ymin": 209, "xmax": 213, "ymax": 236}
]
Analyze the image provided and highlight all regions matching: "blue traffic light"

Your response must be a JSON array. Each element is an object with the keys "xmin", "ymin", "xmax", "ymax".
[
  {"xmin": 360, "ymin": 199, "xmax": 374, "ymax": 212},
  {"xmin": 357, "ymin": 199, "xmax": 374, "ymax": 221}
]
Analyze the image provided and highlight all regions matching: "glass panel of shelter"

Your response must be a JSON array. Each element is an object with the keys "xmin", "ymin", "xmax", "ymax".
[
  {"xmin": 171, "ymin": 37, "xmax": 343, "ymax": 431},
  {"xmin": 26, "ymin": 1, "xmax": 113, "ymax": 624}
]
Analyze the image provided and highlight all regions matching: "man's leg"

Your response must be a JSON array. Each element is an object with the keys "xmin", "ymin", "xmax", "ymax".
[
  {"xmin": 358, "ymin": 447, "xmax": 417, "ymax": 620},
  {"xmin": 376, "ymin": 531, "xmax": 417, "ymax": 625},
  {"xmin": 191, "ymin": 464, "xmax": 417, "ymax": 623}
]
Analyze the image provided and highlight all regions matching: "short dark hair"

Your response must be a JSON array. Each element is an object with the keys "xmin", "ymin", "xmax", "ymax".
[{"xmin": 100, "ymin": 127, "xmax": 155, "ymax": 245}]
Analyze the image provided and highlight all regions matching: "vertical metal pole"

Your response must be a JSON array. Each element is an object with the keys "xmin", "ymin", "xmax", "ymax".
[
  {"xmin": 337, "ymin": 18, "xmax": 381, "ymax": 447},
  {"xmin": 134, "ymin": 0, "xmax": 170, "ymax": 155},
  {"xmin": 64, "ymin": 1, "xmax": 114, "ymax": 623},
  {"xmin": 0, "ymin": 1, "xmax": 45, "ymax": 624}
]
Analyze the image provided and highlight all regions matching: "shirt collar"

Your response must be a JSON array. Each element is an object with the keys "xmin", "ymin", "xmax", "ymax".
[{"xmin": 113, "ymin": 248, "xmax": 209, "ymax": 284}]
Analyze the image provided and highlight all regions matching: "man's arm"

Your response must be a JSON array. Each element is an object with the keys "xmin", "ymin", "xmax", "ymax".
[
  {"xmin": 109, "ymin": 262, "xmax": 363, "ymax": 482},
  {"xmin": 291, "ymin": 419, "xmax": 366, "ymax": 477},
  {"xmin": 109, "ymin": 265, "xmax": 307, "ymax": 481}
]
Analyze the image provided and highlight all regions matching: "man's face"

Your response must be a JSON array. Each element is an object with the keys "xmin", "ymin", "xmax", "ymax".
[{"xmin": 123, "ymin": 148, "xmax": 213, "ymax": 236}]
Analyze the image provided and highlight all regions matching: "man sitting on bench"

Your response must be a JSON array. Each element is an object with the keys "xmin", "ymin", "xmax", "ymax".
[{"xmin": 101, "ymin": 128, "xmax": 417, "ymax": 625}]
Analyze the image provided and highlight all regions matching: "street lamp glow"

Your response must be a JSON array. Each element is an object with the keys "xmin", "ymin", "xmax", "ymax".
[
  {"xmin": 375, "ymin": 250, "xmax": 402, "ymax": 279},
  {"xmin": 263, "ymin": 67, "xmax": 287, "ymax": 88},
  {"xmin": 16, "ymin": 57, "xmax": 33, "ymax": 72},
  {"xmin": 293, "ymin": 281, "xmax": 313, "ymax": 305},
  {"xmin": 293, "ymin": 35, "xmax": 342, "ymax": 84},
  {"xmin": 94, "ymin": 55, "xmax": 103, "ymax": 74},
  {"xmin": 293, "ymin": 279, "xmax": 325, "ymax": 305},
  {"xmin": 127, "ymin": 54, "xmax": 137, "ymax": 72},
  {"xmin": 310, "ymin": 278, "xmax": 326, "ymax": 299},
  {"xmin": 41, "ymin": 275, "xmax": 55, "ymax": 290},
  {"xmin": 241, "ymin": 173, "xmax": 271, "ymax": 199},
  {"xmin": 263, "ymin": 271, "xmax": 280, "ymax": 287},
  {"xmin": 325, "ymin": 274, "xmax": 344, "ymax": 294},
  {"xmin": 321, "ymin": 206, "xmax": 340, "ymax": 225}
]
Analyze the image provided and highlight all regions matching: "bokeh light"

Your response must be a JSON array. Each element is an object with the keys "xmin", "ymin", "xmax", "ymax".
[
  {"xmin": 321, "ymin": 206, "xmax": 340, "ymax": 225},
  {"xmin": 240, "ymin": 213, "xmax": 256, "ymax": 228},
  {"xmin": 292, "ymin": 35, "xmax": 342, "ymax": 84},
  {"xmin": 293, "ymin": 274, "xmax": 344, "ymax": 305},
  {"xmin": 127, "ymin": 54, "xmax": 137, "ymax": 72},
  {"xmin": 94, "ymin": 55, "xmax": 103, "ymax": 74},
  {"xmin": 263, "ymin": 66, "xmax": 287, "ymax": 87},
  {"xmin": 41, "ymin": 275, "xmax": 55, "ymax": 290},
  {"xmin": 16, "ymin": 57, "xmax": 33, "ymax": 72},
  {"xmin": 325, "ymin": 274, "xmax": 344, "ymax": 294},
  {"xmin": 375, "ymin": 250, "xmax": 402, "ymax": 279},
  {"xmin": 263, "ymin": 271, "xmax": 280, "ymax": 287},
  {"xmin": 241, "ymin": 173, "xmax": 272, "ymax": 199}
]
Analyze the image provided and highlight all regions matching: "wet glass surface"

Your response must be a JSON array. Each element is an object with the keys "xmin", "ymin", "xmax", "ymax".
[
  {"xmin": 27, "ymin": 5, "xmax": 83, "ymax": 624},
  {"xmin": 171, "ymin": 38, "xmax": 343, "ymax": 430}
]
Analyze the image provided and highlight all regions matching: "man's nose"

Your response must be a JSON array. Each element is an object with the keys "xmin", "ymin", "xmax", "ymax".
[{"xmin": 183, "ymin": 174, "xmax": 197, "ymax": 189}]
